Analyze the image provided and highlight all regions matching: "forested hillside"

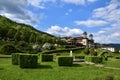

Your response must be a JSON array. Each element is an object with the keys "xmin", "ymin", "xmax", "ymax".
[
  {"xmin": 0, "ymin": 15, "xmax": 65, "ymax": 54},
  {"xmin": 0, "ymin": 15, "xmax": 59, "ymax": 44}
]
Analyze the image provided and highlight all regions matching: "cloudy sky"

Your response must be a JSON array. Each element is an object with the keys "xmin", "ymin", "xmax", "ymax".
[{"xmin": 0, "ymin": 0, "xmax": 120, "ymax": 44}]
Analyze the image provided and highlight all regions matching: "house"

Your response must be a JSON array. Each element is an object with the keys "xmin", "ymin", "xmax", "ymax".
[
  {"xmin": 61, "ymin": 32, "xmax": 94, "ymax": 48},
  {"xmin": 101, "ymin": 46, "xmax": 115, "ymax": 52}
]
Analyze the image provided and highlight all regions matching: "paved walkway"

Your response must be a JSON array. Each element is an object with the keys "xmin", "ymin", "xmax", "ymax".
[
  {"xmin": 74, "ymin": 60, "xmax": 120, "ymax": 70},
  {"xmin": 86, "ymin": 62, "xmax": 120, "ymax": 70}
]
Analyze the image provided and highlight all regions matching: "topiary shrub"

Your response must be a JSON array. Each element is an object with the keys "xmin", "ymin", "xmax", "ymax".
[
  {"xmin": 85, "ymin": 56, "xmax": 103, "ymax": 63},
  {"xmin": 75, "ymin": 56, "xmax": 85, "ymax": 59},
  {"xmin": 41, "ymin": 54, "xmax": 53, "ymax": 62},
  {"xmin": 115, "ymin": 56, "xmax": 120, "ymax": 59},
  {"xmin": 19, "ymin": 54, "xmax": 38, "ymax": 68},
  {"xmin": 58, "ymin": 57, "xmax": 73, "ymax": 66},
  {"xmin": 83, "ymin": 48, "xmax": 89, "ymax": 55},
  {"xmin": 12, "ymin": 53, "xmax": 20, "ymax": 65}
]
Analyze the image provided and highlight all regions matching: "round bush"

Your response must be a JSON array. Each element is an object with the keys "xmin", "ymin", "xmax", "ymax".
[{"xmin": 0, "ymin": 43, "xmax": 21, "ymax": 55}]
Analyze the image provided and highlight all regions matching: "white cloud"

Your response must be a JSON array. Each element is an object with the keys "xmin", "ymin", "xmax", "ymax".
[
  {"xmin": 65, "ymin": 9, "xmax": 73, "ymax": 15},
  {"xmin": 28, "ymin": 0, "xmax": 56, "ymax": 9},
  {"xmin": 75, "ymin": 20, "xmax": 108, "ymax": 27},
  {"xmin": 61, "ymin": 0, "xmax": 86, "ymax": 5},
  {"xmin": 92, "ymin": 0, "xmax": 120, "ymax": 22},
  {"xmin": 46, "ymin": 25, "xmax": 83, "ymax": 37},
  {"xmin": 0, "ymin": 0, "xmax": 46, "ymax": 26},
  {"xmin": 61, "ymin": 0, "xmax": 97, "ymax": 5},
  {"xmin": 91, "ymin": 0, "xmax": 120, "ymax": 43},
  {"xmin": 88, "ymin": 0, "xmax": 97, "ymax": 3}
]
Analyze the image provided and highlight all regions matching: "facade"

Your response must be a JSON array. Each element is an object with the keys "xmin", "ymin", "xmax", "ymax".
[
  {"xmin": 61, "ymin": 32, "xmax": 94, "ymax": 48},
  {"xmin": 101, "ymin": 47, "xmax": 115, "ymax": 52}
]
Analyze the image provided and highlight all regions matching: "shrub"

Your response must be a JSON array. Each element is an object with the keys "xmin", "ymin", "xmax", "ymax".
[
  {"xmin": 41, "ymin": 54, "xmax": 53, "ymax": 62},
  {"xmin": 115, "ymin": 56, "xmax": 120, "ymax": 59},
  {"xmin": 19, "ymin": 54, "xmax": 38, "ymax": 68},
  {"xmin": 104, "ymin": 56, "xmax": 108, "ymax": 61},
  {"xmin": 58, "ymin": 57, "xmax": 73, "ymax": 66},
  {"xmin": 85, "ymin": 56, "xmax": 103, "ymax": 63},
  {"xmin": 75, "ymin": 56, "xmax": 85, "ymax": 59},
  {"xmin": 0, "ymin": 43, "xmax": 21, "ymax": 55},
  {"xmin": 12, "ymin": 53, "xmax": 20, "ymax": 65},
  {"xmin": 106, "ymin": 75, "xmax": 114, "ymax": 80},
  {"xmin": 83, "ymin": 48, "xmax": 89, "ymax": 55}
]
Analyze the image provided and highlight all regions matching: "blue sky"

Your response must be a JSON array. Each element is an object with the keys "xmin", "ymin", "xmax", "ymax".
[{"xmin": 0, "ymin": 0, "xmax": 120, "ymax": 44}]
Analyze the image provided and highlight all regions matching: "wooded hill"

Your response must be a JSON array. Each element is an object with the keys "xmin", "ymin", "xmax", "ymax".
[{"xmin": 0, "ymin": 15, "xmax": 61, "ymax": 44}]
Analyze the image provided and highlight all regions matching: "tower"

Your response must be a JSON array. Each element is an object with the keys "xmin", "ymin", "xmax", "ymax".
[
  {"xmin": 89, "ymin": 34, "xmax": 93, "ymax": 40},
  {"xmin": 83, "ymin": 31, "xmax": 87, "ymax": 38},
  {"xmin": 82, "ymin": 32, "xmax": 88, "ymax": 46}
]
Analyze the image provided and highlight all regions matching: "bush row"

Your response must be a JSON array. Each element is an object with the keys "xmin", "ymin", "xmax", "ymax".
[
  {"xmin": 58, "ymin": 57, "xmax": 73, "ymax": 66},
  {"xmin": 75, "ymin": 56, "xmax": 85, "ymax": 59},
  {"xmin": 12, "ymin": 53, "xmax": 38, "ymax": 68},
  {"xmin": 19, "ymin": 54, "xmax": 38, "ymax": 68},
  {"xmin": 12, "ymin": 53, "xmax": 74, "ymax": 67},
  {"xmin": 41, "ymin": 54, "xmax": 53, "ymax": 62},
  {"xmin": 85, "ymin": 56, "xmax": 103, "ymax": 63},
  {"xmin": 41, "ymin": 48, "xmax": 84, "ymax": 54}
]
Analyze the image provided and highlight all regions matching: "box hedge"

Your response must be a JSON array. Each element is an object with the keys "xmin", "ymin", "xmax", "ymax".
[
  {"xmin": 58, "ymin": 57, "xmax": 73, "ymax": 66},
  {"xmin": 19, "ymin": 54, "xmax": 38, "ymax": 68},
  {"xmin": 85, "ymin": 56, "xmax": 103, "ymax": 63},
  {"xmin": 12, "ymin": 53, "xmax": 20, "ymax": 65},
  {"xmin": 41, "ymin": 54, "xmax": 53, "ymax": 62},
  {"xmin": 75, "ymin": 56, "xmax": 85, "ymax": 59}
]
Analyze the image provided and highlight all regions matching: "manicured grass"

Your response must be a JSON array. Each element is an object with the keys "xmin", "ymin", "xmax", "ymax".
[
  {"xmin": 0, "ymin": 58, "xmax": 120, "ymax": 80},
  {"xmin": 103, "ymin": 59, "xmax": 120, "ymax": 68}
]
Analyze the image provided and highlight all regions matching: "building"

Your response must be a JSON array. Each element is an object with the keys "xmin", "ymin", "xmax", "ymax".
[
  {"xmin": 61, "ymin": 32, "xmax": 94, "ymax": 48},
  {"xmin": 101, "ymin": 46, "xmax": 115, "ymax": 52}
]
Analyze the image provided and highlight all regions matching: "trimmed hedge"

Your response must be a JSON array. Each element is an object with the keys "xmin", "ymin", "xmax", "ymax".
[
  {"xmin": 115, "ymin": 56, "xmax": 120, "ymax": 59},
  {"xmin": 85, "ymin": 56, "xmax": 103, "ymax": 63},
  {"xmin": 75, "ymin": 56, "xmax": 85, "ymax": 59},
  {"xmin": 58, "ymin": 57, "xmax": 73, "ymax": 66},
  {"xmin": 12, "ymin": 53, "xmax": 20, "ymax": 65},
  {"xmin": 41, "ymin": 48, "xmax": 84, "ymax": 54},
  {"xmin": 19, "ymin": 54, "xmax": 38, "ymax": 68},
  {"xmin": 41, "ymin": 54, "xmax": 53, "ymax": 62}
]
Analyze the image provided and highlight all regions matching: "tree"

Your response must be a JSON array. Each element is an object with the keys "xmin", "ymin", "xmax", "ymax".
[
  {"xmin": 7, "ymin": 28, "xmax": 17, "ymax": 41},
  {"xmin": 89, "ymin": 48, "xmax": 97, "ymax": 56},
  {"xmin": 29, "ymin": 33, "xmax": 36, "ymax": 43},
  {"xmin": 83, "ymin": 48, "xmax": 89, "ymax": 55},
  {"xmin": 21, "ymin": 29, "xmax": 31, "ymax": 42},
  {"xmin": 14, "ymin": 30, "xmax": 21, "ymax": 41}
]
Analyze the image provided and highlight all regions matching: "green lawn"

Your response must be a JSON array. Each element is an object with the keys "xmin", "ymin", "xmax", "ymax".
[
  {"xmin": 0, "ymin": 58, "xmax": 120, "ymax": 80},
  {"xmin": 103, "ymin": 59, "xmax": 120, "ymax": 68}
]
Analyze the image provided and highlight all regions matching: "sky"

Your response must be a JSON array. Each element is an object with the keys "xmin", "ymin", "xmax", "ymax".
[{"xmin": 0, "ymin": 0, "xmax": 120, "ymax": 44}]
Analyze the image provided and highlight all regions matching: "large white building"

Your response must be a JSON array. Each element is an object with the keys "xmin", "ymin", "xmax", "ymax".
[
  {"xmin": 61, "ymin": 32, "xmax": 94, "ymax": 48},
  {"xmin": 101, "ymin": 47, "xmax": 115, "ymax": 52}
]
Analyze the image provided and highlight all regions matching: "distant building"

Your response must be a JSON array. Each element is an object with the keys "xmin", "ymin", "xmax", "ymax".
[
  {"xmin": 101, "ymin": 46, "xmax": 115, "ymax": 52},
  {"xmin": 61, "ymin": 32, "xmax": 94, "ymax": 48}
]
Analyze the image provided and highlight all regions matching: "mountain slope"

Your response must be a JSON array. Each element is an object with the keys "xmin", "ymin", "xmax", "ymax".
[{"xmin": 0, "ymin": 15, "xmax": 57, "ymax": 44}]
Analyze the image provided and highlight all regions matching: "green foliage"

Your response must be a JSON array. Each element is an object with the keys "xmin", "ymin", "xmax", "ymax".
[
  {"xmin": 0, "ymin": 15, "xmax": 59, "ymax": 44},
  {"xmin": 75, "ymin": 56, "xmax": 85, "ymax": 59},
  {"xmin": 19, "ymin": 54, "xmax": 38, "ymax": 68},
  {"xmin": 16, "ymin": 41, "xmax": 32, "ymax": 53},
  {"xmin": 58, "ymin": 57, "xmax": 73, "ymax": 66},
  {"xmin": 115, "ymin": 56, "xmax": 120, "ymax": 59},
  {"xmin": 41, "ymin": 54, "xmax": 53, "ymax": 62},
  {"xmin": 85, "ymin": 56, "xmax": 103, "ymax": 63},
  {"xmin": 12, "ymin": 53, "xmax": 20, "ymax": 65},
  {"xmin": 0, "ymin": 43, "xmax": 21, "ymax": 55},
  {"xmin": 64, "ymin": 45, "xmax": 76, "ymax": 48},
  {"xmin": 89, "ymin": 48, "xmax": 97, "ymax": 56},
  {"xmin": 83, "ymin": 48, "xmax": 89, "ymax": 55}
]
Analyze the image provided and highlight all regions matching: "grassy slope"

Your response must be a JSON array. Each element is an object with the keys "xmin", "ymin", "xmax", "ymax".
[{"xmin": 0, "ymin": 58, "xmax": 120, "ymax": 80}]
